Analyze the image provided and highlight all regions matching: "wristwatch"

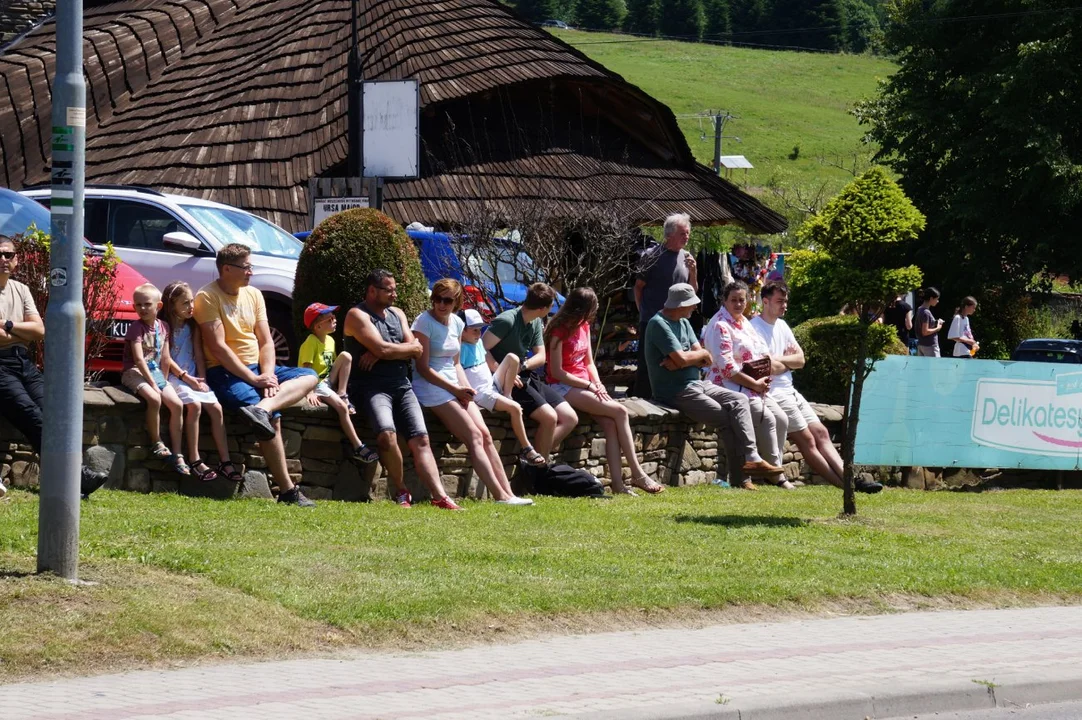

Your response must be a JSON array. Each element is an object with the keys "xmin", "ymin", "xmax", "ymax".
[{"xmin": 3, "ymin": 320, "xmax": 12, "ymax": 334}]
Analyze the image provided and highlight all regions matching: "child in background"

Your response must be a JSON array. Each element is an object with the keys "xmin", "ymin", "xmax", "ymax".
[
  {"xmin": 299, "ymin": 303, "xmax": 378, "ymax": 463},
  {"xmin": 458, "ymin": 308, "xmax": 547, "ymax": 467},
  {"xmin": 122, "ymin": 283, "xmax": 187, "ymax": 475},
  {"xmin": 161, "ymin": 281, "xmax": 239, "ymax": 483}
]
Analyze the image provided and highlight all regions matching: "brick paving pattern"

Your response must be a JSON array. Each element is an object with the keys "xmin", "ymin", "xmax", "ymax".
[{"xmin": 4, "ymin": 606, "xmax": 1082, "ymax": 719}]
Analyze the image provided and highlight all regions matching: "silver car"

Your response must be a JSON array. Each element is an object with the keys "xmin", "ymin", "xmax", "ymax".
[{"xmin": 23, "ymin": 185, "xmax": 302, "ymax": 362}]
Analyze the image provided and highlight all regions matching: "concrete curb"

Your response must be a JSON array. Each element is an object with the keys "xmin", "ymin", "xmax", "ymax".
[{"xmin": 570, "ymin": 666, "xmax": 1082, "ymax": 719}]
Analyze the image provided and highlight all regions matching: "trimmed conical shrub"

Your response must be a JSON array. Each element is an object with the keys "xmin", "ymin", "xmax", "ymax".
[{"xmin": 292, "ymin": 208, "xmax": 428, "ymax": 337}]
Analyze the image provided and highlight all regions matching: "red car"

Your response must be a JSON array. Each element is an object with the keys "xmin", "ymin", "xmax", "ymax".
[{"xmin": 1, "ymin": 187, "xmax": 146, "ymax": 374}]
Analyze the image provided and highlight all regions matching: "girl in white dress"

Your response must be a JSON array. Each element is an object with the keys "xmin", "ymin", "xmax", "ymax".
[{"xmin": 162, "ymin": 281, "xmax": 238, "ymax": 483}]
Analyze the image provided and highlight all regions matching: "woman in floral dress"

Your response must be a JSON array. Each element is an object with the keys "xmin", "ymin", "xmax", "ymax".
[{"xmin": 701, "ymin": 281, "xmax": 791, "ymax": 490}]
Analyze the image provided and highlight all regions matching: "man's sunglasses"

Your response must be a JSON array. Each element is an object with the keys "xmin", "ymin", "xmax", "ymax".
[
  {"xmin": 0, "ymin": 251, "xmax": 16, "ymax": 260},
  {"xmin": 225, "ymin": 263, "xmax": 254, "ymax": 272}
]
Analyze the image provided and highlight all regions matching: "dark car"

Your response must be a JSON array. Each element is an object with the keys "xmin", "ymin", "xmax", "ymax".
[
  {"xmin": 540, "ymin": 19, "xmax": 570, "ymax": 29},
  {"xmin": 1010, "ymin": 338, "xmax": 1082, "ymax": 364}
]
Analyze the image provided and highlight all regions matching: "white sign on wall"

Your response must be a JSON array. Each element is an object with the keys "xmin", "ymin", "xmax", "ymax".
[
  {"xmin": 362, "ymin": 80, "xmax": 419, "ymax": 178},
  {"xmin": 313, "ymin": 196, "xmax": 369, "ymax": 226}
]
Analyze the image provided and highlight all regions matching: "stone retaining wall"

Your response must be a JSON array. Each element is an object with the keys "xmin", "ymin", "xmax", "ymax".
[
  {"xmin": 0, "ymin": 1, "xmax": 54, "ymax": 45},
  {"xmin": 0, "ymin": 386, "xmax": 849, "ymax": 499}
]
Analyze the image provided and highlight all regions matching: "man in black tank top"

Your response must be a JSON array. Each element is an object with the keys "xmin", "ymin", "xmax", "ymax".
[{"xmin": 343, "ymin": 270, "xmax": 459, "ymax": 510}]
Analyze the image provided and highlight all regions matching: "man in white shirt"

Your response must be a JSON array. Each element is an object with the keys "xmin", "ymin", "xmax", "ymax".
[{"xmin": 751, "ymin": 281, "xmax": 883, "ymax": 494}]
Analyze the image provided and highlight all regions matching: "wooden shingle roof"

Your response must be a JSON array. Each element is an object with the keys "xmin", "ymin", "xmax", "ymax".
[{"xmin": 0, "ymin": 0, "xmax": 786, "ymax": 234}]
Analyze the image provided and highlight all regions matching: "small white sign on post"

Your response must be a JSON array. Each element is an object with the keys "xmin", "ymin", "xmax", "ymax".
[
  {"xmin": 363, "ymin": 80, "xmax": 420, "ymax": 178},
  {"xmin": 313, "ymin": 196, "xmax": 369, "ymax": 226}
]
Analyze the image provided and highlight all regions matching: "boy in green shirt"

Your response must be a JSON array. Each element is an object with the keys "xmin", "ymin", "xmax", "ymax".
[{"xmin": 299, "ymin": 303, "xmax": 377, "ymax": 462}]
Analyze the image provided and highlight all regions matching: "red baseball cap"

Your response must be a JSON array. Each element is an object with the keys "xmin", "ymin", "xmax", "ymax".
[{"xmin": 304, "ymin": 303, "xmax": 339, "ymax": 329}]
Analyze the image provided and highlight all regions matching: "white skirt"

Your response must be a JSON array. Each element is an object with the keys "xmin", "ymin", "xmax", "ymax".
[{"xmin": 169, "ymin": 377, "xmax": 220, "ymax": 406}]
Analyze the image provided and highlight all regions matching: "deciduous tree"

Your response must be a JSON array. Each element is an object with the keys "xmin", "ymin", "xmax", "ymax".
[
  {"xmin": 855, "ymin": 0, "xmax": 1082, "ymax": 352},
  {"xmin": 576, "ymin": 0, "xmax": 628, "ymax": 28}
]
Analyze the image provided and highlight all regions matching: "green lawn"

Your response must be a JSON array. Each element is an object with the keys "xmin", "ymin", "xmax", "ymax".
[
  {"xmin": 2, "ymin": 485, "xmax": 1082, "ymax": 679},
  {"xmin": 553, "ymin": 30, "xmax": 897, "ymax": 192}
]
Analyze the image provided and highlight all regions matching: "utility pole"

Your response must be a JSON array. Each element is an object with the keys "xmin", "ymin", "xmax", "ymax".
[
  {"xmin": 38, "ymin": 0, "xmax": 86, "ymax": 578},
  {"xmin": 710, "ymin": 111, "xmax": 738, "ymax": 176}
]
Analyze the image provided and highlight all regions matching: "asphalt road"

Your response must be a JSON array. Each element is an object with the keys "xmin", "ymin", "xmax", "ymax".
[{"xmin": 906, "ymin": 701, "xmax": 1082, "ymax": 719}]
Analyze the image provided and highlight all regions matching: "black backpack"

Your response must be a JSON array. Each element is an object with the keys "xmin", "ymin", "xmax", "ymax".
[{"xmin": 522, "ymin": 462, "xmax": 607, "ymax": 498}]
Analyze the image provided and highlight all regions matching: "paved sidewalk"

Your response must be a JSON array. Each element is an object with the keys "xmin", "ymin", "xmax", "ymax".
[{"xmin": 5, "ymin": 606, "xmax": 1082, "ymax": 720}]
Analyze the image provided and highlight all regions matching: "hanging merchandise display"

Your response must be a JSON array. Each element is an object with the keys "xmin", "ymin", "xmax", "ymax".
[{"xmin": 728, "ymin": 244, "xmax": 779, "ymax": 316}]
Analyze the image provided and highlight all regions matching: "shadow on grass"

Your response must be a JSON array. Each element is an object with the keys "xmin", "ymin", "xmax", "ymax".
[
  {"xmin": 674, "ymin": 514, "xmax": 809, "ymax": 528},
  {"xmin": 0, "ymin": 570, "xmax": 36, "ymax": 579}
]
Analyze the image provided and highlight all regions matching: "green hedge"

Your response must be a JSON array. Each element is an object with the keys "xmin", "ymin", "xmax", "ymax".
[
  {"xmin": 292, "ymin": 208, "xmax": 428, "ymax": 338},
  {"xmin": 791, "ymin": 315, "xmax": 907, "ymax": 405}
]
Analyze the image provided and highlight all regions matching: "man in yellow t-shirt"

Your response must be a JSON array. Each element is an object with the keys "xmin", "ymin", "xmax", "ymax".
[{"xmin": 194, "ymin": 243, "xmax": 318, "ymax": 507}]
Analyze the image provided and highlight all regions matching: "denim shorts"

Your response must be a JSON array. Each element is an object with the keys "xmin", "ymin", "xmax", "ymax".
[
  {"xmin": 352, "ymin": 384, "xmax": 428, "ymax": 439},
  {"xmin": 206, "ymin": 364, "xmax": 317, "ymax": 419}
]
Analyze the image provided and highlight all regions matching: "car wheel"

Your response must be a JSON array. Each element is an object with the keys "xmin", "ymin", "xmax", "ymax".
[{"xmin": 267, "ymin": 303, "xmax": 297, "ymax": 365}]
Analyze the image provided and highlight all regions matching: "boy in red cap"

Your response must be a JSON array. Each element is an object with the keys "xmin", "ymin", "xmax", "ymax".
[{"xmin": 299, "ymin": 303, "xmax": 377, "ymax": 463}]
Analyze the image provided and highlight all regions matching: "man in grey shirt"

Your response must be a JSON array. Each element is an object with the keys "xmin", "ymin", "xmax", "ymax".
[{"xmin": 632, "ymin": 213, "xmax": 697, "ymax": 399}]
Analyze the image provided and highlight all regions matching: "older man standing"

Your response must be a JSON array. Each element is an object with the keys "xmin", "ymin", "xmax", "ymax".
[
  {"xmin": 633, "ymin": 213, "xmax": 697, "ymax": 399},
  {"xmin": 0, "ymin": 235, "xmax": 107, "ymax": 499},
  {"xmin": 195, "ymin": 242, "xmax": 319, "ymax": 507},
  {"xmin": 644, "ymin": 283, "xmax": 782, "ymax": 479}
]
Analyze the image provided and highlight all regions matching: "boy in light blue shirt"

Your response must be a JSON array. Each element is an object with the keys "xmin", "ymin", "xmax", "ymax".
[{"xmin": 459, "ymin": 309, "xmax": 546, "ymax": 467}]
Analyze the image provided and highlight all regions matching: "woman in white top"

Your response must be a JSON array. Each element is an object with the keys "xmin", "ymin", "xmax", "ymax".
[
  {"xmin": 701, "ymin": 281, "xmax": 789, "ymax": 490},
  {"xmin": 411, "ymin": 279, "xmax": 532, "ymax": 505},
  {"xmin": 948, "ymin": 296, "xmax": 979, "ymax": 358}
]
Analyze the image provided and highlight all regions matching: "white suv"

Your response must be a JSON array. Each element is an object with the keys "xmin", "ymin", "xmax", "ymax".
[{"xmin": 22, "ymin": 185, "xmax": 302, "ymax": 361}]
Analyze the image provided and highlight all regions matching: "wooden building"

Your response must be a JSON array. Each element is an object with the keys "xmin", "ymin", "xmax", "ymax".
[{"xmin": 0, "ymin": 0, "xmax": 786, "ymax": 234}]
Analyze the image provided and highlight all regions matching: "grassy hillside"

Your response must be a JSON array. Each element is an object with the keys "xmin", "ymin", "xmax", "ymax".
[{"xmin": 552, "ymin": 30, "xmax": 896, "ymax": 195}]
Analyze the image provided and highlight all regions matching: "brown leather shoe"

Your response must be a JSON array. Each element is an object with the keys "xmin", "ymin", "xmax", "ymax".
[
  {"xmin": 738, "ymin": 479, "xmax": 758, "ymax": 490},
  {"xmin": 742, "ymin": 460, "xmax": 784, "ymax": 476}
]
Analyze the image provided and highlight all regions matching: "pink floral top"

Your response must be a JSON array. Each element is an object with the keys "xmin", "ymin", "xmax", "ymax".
[{"xmin": 702, "ymin": 306, "xmax": 772, "ymax": 397}]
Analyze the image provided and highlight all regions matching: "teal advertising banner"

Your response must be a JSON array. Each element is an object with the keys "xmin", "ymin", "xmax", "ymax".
[{"xmin": 855, "ymin": 356, "xmax": 1082, "ymax": 470}]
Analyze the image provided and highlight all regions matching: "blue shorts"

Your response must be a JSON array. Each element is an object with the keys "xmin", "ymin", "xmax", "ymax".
[{"xmin": 206, "ymin": 364, "xmax": 317, "ymax": 419}]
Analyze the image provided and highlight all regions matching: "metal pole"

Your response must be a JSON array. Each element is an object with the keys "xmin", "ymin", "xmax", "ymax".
[
  {"xmin": 347, "ymin": 0, "xmax": 363, "ymax": 177},
  {"xmin": 713, "ymin": 113, "xmax": 723, "ymax": 175},
  {"xmin": 38, "ymin": 0, "xmax": 86, "ymax": 578}
]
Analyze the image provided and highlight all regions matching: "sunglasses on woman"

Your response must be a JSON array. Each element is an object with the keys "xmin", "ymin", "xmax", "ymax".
[{"xmin": 432, "ymin": 295, "xmax": 454, "ymax": 306}]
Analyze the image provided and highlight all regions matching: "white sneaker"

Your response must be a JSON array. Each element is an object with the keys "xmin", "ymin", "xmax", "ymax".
[
  {"xmin": 496, "ymin": 497, "xmax": 534, "ymax": 506},
  {"xmin": 0, "ymin": 480, "xmax": 7, "ymax": 498}
]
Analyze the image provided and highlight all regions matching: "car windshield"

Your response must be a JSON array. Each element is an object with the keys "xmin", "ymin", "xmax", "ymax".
[
  {"xmin": 0, "ymin": 187, "xmax": 51, "ymax": 237},
  {"xmin": 459, "ymin": 242, "xmax": 544, "ymax": 286},
  {"xmin": 181, "ymin": 204, "xmax": 302, "ymax": 259},
  {"xmin": 1016, "ymin": 350, "xmax": 1081, "ymax": 363}
]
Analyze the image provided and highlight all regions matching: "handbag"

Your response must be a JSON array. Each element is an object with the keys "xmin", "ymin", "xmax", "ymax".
[{"xmin": 741, "ymin": 357, "xmax": 771, "ymax": 380}]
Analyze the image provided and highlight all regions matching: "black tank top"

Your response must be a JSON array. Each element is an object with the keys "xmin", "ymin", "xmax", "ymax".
[{"xmin": 345, "ymin": 302, "xmax": 411, "ymax": 393}]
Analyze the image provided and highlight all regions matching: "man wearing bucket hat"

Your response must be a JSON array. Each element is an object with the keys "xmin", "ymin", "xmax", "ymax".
[
  {"xmin": 298, "ymin": 302, "xmax": 378, "ymax": 463},
  {"xmin": 644, "ymin": 283, "xmax": 784, "ymax": 478}
]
